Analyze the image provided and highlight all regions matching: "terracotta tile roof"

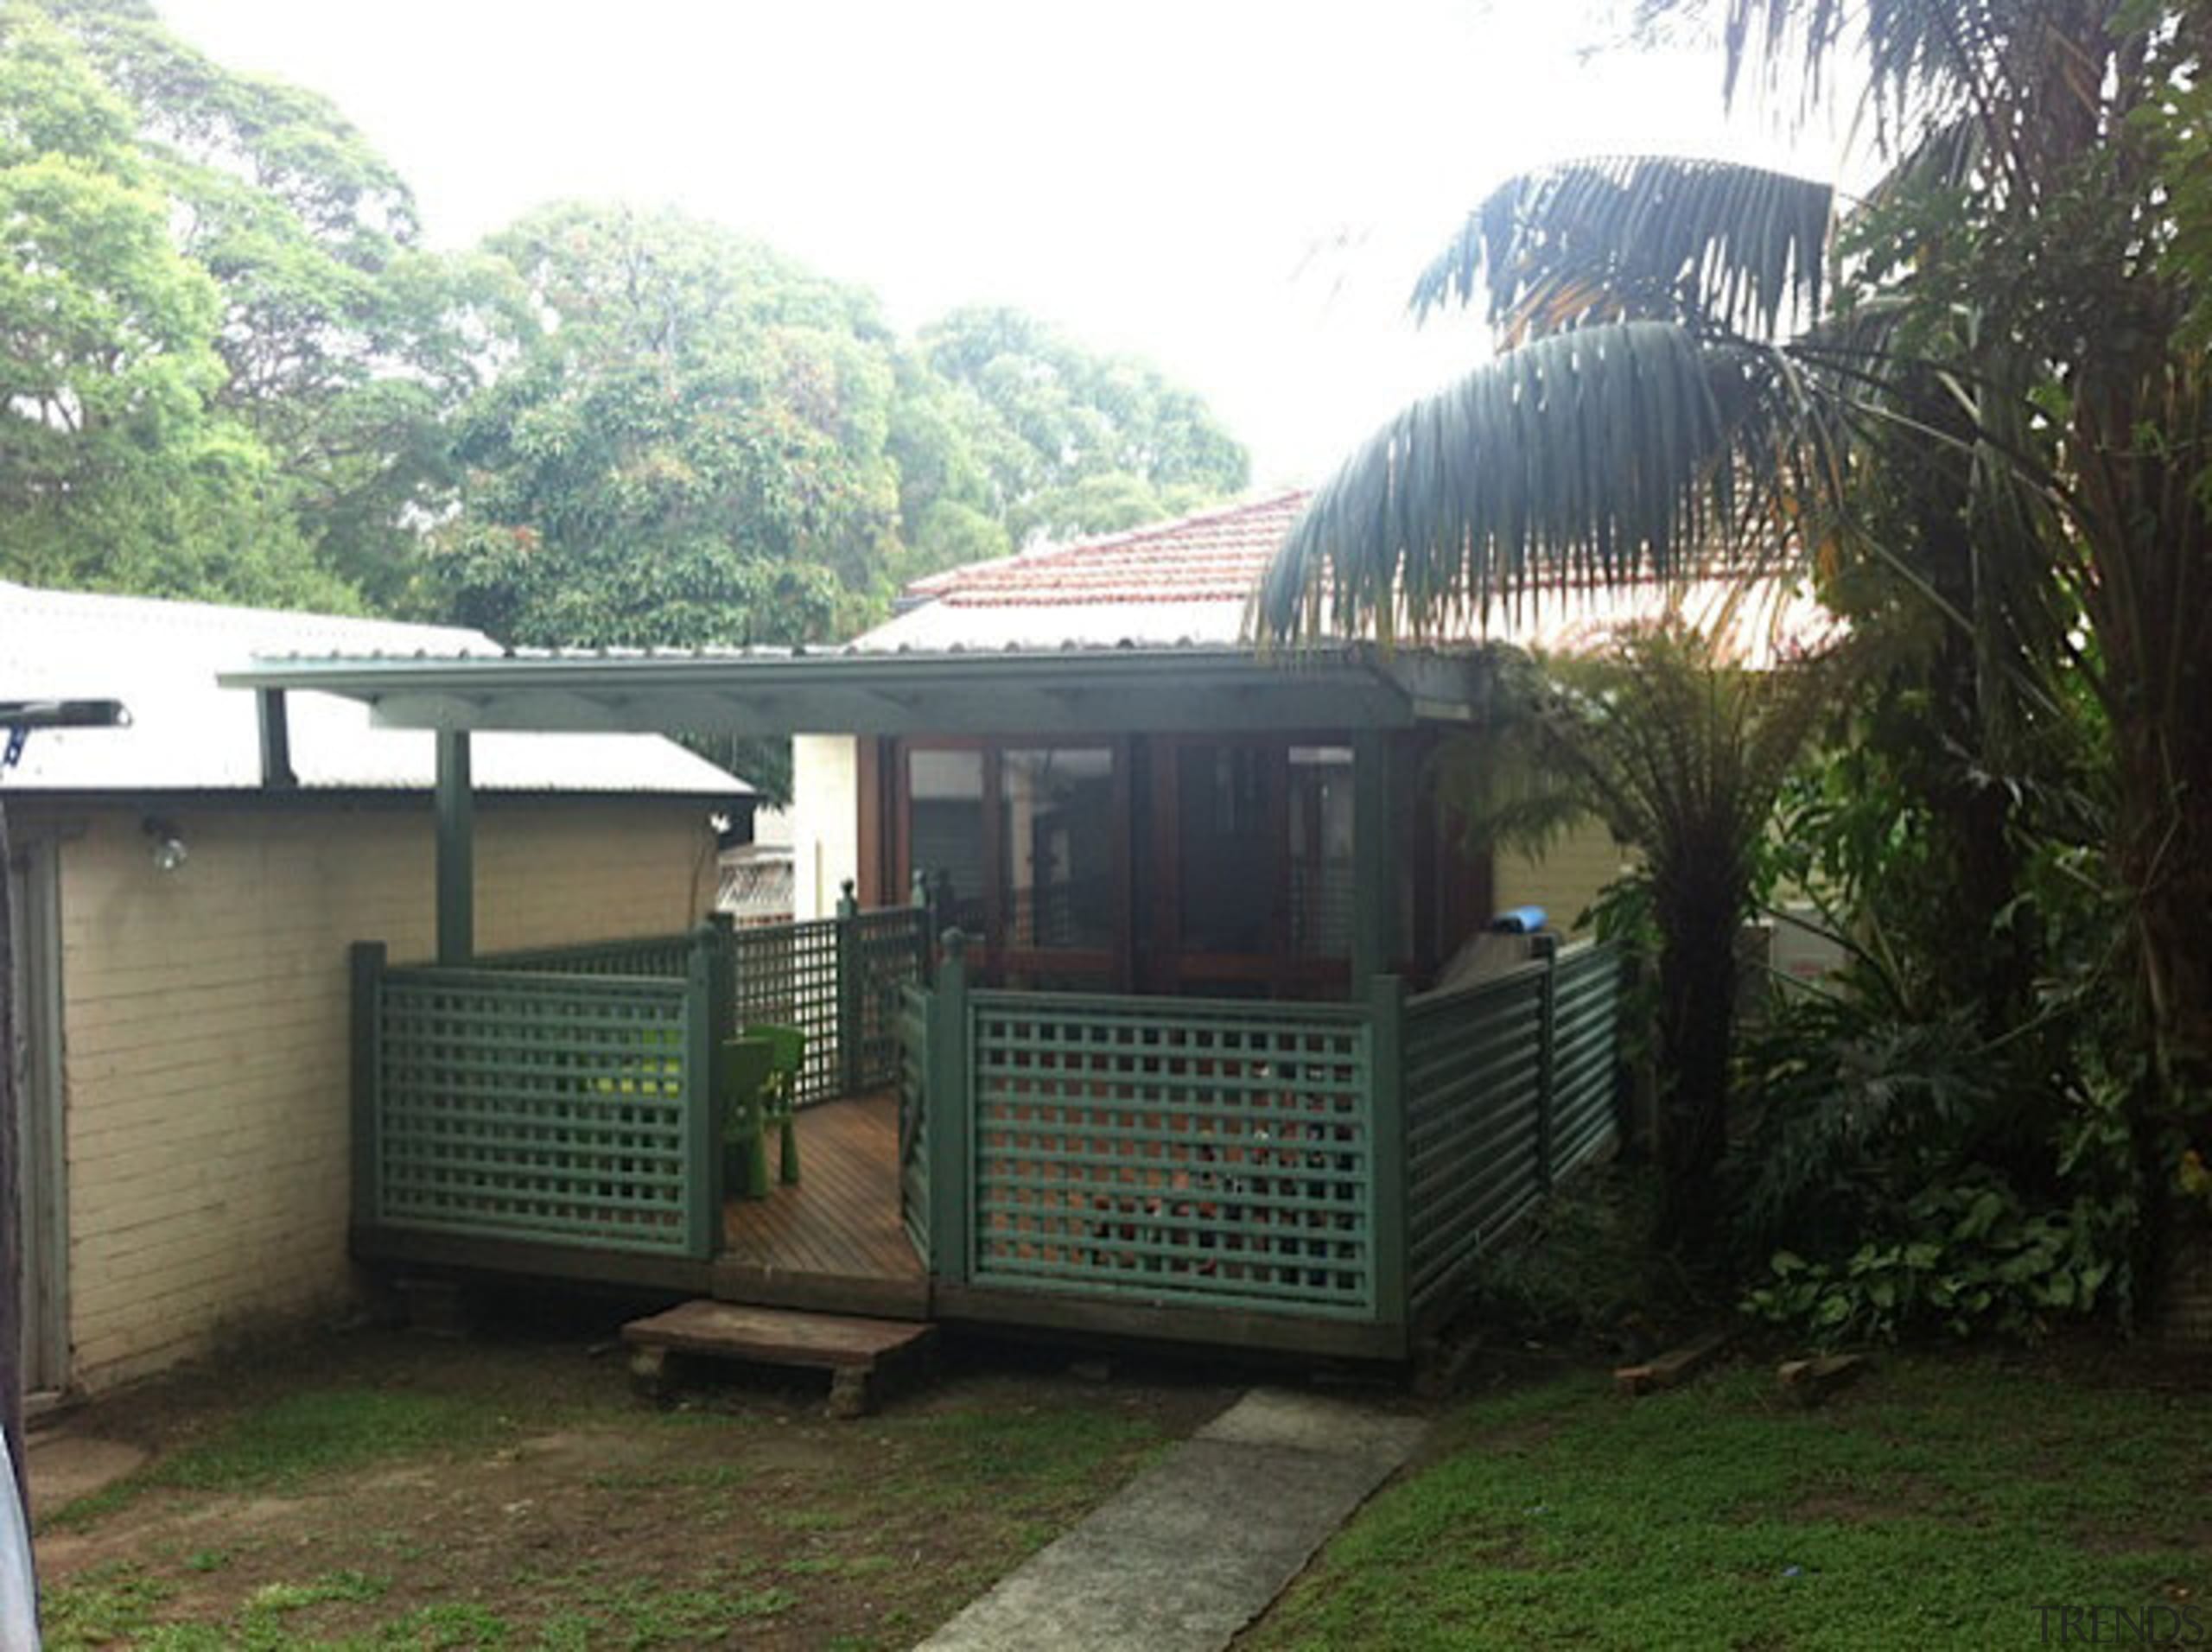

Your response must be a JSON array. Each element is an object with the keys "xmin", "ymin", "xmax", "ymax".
[
  {"xmin": 865, "ymin": 488, "xmax": 1840, "ymax": 665},
  {"xmin": 905, "ymin": 490, "xmax": 1310, "ymax": 609}
]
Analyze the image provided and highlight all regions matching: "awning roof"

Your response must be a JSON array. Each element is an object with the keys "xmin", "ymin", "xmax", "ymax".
[{"xmin": 219, "ymin": 645, "xmax": 1499, "ymax": 738}]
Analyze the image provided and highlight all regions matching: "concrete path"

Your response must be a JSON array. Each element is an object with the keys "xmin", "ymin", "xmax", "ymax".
[
  {"xmin": 25, "ymin": 1431, "xmax": 144, "ymax": 1521},
  {"xmin": 918, "ymin": 1388, "xmax": 1425, "ymax": 1651}
]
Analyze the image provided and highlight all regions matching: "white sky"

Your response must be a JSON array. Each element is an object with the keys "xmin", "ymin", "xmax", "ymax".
[{"xmin": 157, "ymin": 0, "xmax": 1854, "ymax": 485}]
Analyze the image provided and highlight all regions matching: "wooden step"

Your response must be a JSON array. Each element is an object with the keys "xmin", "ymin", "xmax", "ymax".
[{"xmin": 621, "ymin": 1299, "xmax": 938, "ymax": 1417}]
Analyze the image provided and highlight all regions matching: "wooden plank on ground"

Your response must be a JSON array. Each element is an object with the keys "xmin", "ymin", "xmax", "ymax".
[
  {"xmin": 624, "ymin": 1299, "xmax": 932, "ymax": 1369},
  {"xmin": 624, "ymin": 1299, "xmax": 939, "ymax": 1418},
  {"xmin": 1614, "ymin": 1329, "xmax": 1734, "ymax": 1397},
  {"xmin": 1777, "ymin": 1352, "xmax": 1869, "ymax": 1407}
]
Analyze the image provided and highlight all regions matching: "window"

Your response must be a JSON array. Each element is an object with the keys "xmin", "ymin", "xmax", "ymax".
[
  {"xmin": 1175, "ymin": 743, "xmax": 1279, "ymax": 954},
  {"xmin": 999, "ymin": 747, "xmax": 1116, "ymax": 951},
  {"xmin": 1287, "ymin": 746, "xmax": 1355, "ymax": 956},
  {"xmin": 907, "ymin": 748, "xmax": 985, "ymax": 937}
]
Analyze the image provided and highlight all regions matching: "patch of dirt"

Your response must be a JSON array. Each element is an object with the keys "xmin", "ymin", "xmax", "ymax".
[{"xmin": 35, "ymin": 1323, "xmax": 1246, "ymax": 1649}]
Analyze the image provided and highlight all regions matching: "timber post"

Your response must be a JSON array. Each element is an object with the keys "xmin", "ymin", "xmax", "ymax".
[
  {"xmin": 927, "ymin": 931, "xmax": 972, "ymax": 1285},
  {"xmin": 1368, "ymin": 973, "xmax": 1409, "ymax": 1340},
  {"xmin": 686, "ymin": 925, "xmax": 724, "ymax": 1259},
  {"xmin": 836, "ymin": 879, "xmax": 861, "ymax": 1098}
]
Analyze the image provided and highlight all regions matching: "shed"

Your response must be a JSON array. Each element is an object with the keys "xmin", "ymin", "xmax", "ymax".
[{"xmin": 1, "ymin": 582, "xmax": 747, "ymax": 1395}]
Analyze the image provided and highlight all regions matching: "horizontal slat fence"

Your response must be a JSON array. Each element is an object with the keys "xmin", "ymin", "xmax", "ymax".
[
  {"xmin": 965, "ymin": 991, "xmax": 1379, "ymax": 1318},
  {"xmin": 1404, "ymin": 966, "xmax": 1548, "ymax": 1325},
  {"xmin": 1549, "ymin": 943, "xmax": 1624, "ymax": 1177},
  {"xmin": 369, "ymin": 965, "xmax": 709, "ymax": 1255},
  {"xmin": 1401, "ymin": 941, "xmax": 1624, "ymax": 1329}
]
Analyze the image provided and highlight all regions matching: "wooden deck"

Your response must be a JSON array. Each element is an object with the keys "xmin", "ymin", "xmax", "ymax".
[{"xmin": 712, "ymin": 1090, "xmax": 927, "ymax": 1319}]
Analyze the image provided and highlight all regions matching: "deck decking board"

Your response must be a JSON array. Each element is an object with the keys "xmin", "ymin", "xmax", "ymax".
[{"xmin": 714, "ymin": 1091, "xmax": 928, "ymax": 1317}]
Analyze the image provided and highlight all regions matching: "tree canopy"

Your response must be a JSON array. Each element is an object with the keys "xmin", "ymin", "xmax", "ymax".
[
  {"xmin": 0, "ymin": 1, "xmax": 1252, "ymax": 641},
  {"xmin": 918, "ymin": 305, "xmax": 1250, "ymax": 548}
]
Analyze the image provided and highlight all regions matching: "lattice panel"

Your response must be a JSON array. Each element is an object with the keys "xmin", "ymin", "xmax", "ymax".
[
  {"xmin": 729, "ymin": 918, "xmax": 842, "ymax": 1106},
  {"xmin": 1549, "ymin": 944, "xmax": 1622, "ymax": 1176},
  {"xmin": 898, "ymin": 983, "xmax": 931, "ymax": 1265},
  {"xmin": 476, "ymin": 934, "xmax": 695, "ymax": 979},
  {"xmin": 375, "ymin": 969, "xmax": 698, "ymax": 1254},
  {"xmin": 1404, "ymin": 968, "xmax": 1548, "ymax": 1321},
  {"xmin": 852, "ymin": 910, "xmax": 930, "ymax": 1092},
  {"xmin": 968, "ymin": 993, "xmax": 1377, "ymax": 1316}
]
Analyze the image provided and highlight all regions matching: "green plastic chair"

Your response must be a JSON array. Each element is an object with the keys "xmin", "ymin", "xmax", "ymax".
[{"xmin": 718, "ymin": 1026, "xmax": 806, "ymax": 1200}]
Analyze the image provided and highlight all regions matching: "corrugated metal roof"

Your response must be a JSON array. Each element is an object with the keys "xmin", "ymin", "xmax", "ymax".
[{"xmin": 0, "ymin": 581, "xmax": 749, "ymax": 797}]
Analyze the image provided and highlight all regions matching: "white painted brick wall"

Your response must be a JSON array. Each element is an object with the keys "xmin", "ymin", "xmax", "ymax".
[{"xmin": 44, "ymin": 798, "xmax": 715, "ymax": 1392}]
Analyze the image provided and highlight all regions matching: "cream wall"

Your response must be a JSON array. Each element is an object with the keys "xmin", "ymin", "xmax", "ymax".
[
  {"xmin": 789, "ymin": 734, "xmax": 860, "ymax": 921},
  {"xmin": 40, "ymin": 797, "xmax": 715, "ymax": 1393},
  {"xmin": 1492, "ymin": 819, "xmax": 1633, "ymax": 934}
]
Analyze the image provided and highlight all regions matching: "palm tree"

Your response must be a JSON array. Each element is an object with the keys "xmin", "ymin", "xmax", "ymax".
[{"xmin": 1255, "ymin": 2, "xmax": 2212, "ymax": 1250}]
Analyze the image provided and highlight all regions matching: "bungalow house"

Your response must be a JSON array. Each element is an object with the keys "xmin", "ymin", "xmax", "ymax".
[
  {"xmin": 1, "ymin": 582, "xmax": 749, "ymax": 1397},
  {"xmin": 788, "ymin": 490, "xmax": 1657, "ymax": 963},
  {"xmin": 218, "ymin": 489, "xmax": 1840, "ymax": 1365}
]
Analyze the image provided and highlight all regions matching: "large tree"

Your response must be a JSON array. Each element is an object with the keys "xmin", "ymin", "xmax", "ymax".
[
  {"xmin": 1257, "ymin": 2, "xmax": 2212, "ymax": 1258},
  {"xmin": 918, "ymin": 304, "xmax": 1250, "ymax": 550},
  {"xmin": 0, "ymin": 3, "xmax": 350, "ymax": 607},
  {"xmin": 33, "ymin": 0, "xmax": 514, "ymax": 607},
  {"xmin": 430, "ymin": 202, "xmax": 912, "ymax": 650}
]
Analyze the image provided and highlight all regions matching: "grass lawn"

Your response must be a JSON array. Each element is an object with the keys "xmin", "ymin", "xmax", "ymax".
[
  {"xmin": 32, "ymin": 1321, "xmax": 1231, "ymax": 1649},
  {"xmin": 1246, "ymin": 1348, "xmax": 2212, "ymax": 1650}
]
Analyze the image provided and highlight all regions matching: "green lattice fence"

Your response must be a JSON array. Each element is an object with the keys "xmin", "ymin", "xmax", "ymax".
[
  {"xmin": 728, "ymin": 918, "xmax": 842, "ymax": 1105},
  {"xmin": 899, "ymin": 982, "xmax": 931, "ymax": 1265},
  {"xmin": 368, "ymin": 965, "xmax": 712, "ymax": 1256},
  {"xmin": 966, "ymin": 991, "xmax": 1379, "ymax": 1317},
  {"xmin": 1549, "ymin": 942, "xmax": 1623, "ymax": 1177},
  {"xmin": 852, "ymin": 909, "xmax": 931, "ymax": 1091},
  {"xmin": 477, "ymin": 933, "xmax": 696, "ymax": 978}
]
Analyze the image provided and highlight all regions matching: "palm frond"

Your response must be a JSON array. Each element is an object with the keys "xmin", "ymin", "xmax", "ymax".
[
  {"xmin": 1251, "ymin": 321, "xmax": 1841, "ymax": 645},
  {"xmin": 1414, "ymin": 156, "xmax": 1834, "ymax": 344}
]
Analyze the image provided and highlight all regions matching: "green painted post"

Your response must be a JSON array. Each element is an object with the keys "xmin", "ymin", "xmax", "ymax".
[
  {"xmin": 704, "ymin": 912, "xmax": 737, "ymax": 1049},
  {"xmin": 348, "ymin": 941, "xmax": 385, "ymax": 1231},
  {"xmin": 836, "ymin": 879, "xmax": 861, "ymax": 1097},
  {"xmin": 685, "ymin": 930, "xmax": 722, "ymax": 1260},
  {"xmin": 434, "ymin": 728, "xmax": 474, "ymax": 965},
  {"xmin": 927, "ymin": 931, "xmax": 971, "ymax": 1286},
  {"xmin": 1368, "ymin": 974, "xmax": 1409, "ymax": 1333},
  {"xmin": 1351, "ymin": 732, "xmax": 1398, "ymax": 990}
]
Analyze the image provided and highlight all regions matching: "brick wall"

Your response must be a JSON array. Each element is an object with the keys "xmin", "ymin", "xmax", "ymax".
[{"xmin": 39, "ymin": 797, "xmax": 715, "ymax": 1392}]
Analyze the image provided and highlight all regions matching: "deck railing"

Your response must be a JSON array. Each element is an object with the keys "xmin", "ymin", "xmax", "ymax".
[
  {"xmin": 901, "ymin": 935, "xmax": 1624, "ymax": 1340},
  {"xmin": 965, "ymin": 986, "xmax": 1381, "ymax": 1318},
  {"xmin": 352, "ymin": 950, "xmax": 720, "ymax": 1258},
  {"xmin": 353, "ymin": 898, "xmax": 931, "ymax": 1259}
]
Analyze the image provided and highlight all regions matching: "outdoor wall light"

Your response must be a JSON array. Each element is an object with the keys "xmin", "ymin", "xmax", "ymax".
[{"xmin": 142, "ymin": 816, "xmax": 188, "ymax": 874}]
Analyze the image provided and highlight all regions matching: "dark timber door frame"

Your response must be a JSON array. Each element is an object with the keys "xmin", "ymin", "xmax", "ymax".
[{"xmin": 5, "ymin": 836, "xmax": 67, "ymax": 1398}]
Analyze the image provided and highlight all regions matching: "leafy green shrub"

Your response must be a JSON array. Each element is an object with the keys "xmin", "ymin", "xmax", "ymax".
[
  {"xmin": 1742, "ymin": 1172, "xmax": 2122, "ymax": 1345},
  {"xmin": 1729, "ymin": 994, "xmax": 2005, "ymax": 1261}
]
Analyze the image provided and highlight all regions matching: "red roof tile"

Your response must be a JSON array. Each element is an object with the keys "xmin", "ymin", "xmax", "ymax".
[{"xmin": 906, "ymin": 491, "xmax": 1310, "ymax": 608}]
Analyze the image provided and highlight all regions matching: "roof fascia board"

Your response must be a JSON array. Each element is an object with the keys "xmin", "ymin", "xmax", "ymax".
[{"xmin": 219, "ymin": 647, "xmax": 1476, "ymax": 738}]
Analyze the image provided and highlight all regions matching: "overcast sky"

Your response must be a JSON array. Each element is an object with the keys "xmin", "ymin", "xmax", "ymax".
[{"xmin": 157, "ymin": 0, "xmax": 1853, "ymax": 485}]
